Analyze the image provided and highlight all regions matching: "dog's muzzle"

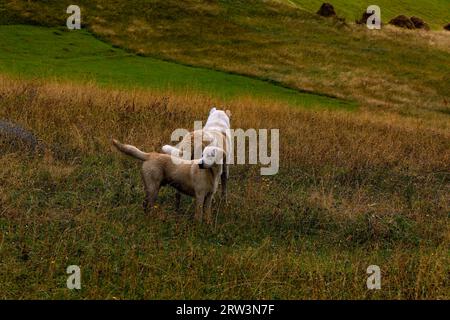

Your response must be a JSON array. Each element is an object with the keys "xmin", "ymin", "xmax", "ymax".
[{"xmin": 198, "ymin": 160, "xmax": 205, "ymax": 169}]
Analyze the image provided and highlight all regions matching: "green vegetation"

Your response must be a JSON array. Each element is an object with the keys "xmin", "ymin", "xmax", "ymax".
[
  {"xmin": 0, "ymin": 0, "xmax": 449, "ymax": 300},
  {"xmin": 289, "ymin": 0, "xmax": 450, "ymax": 29},
  {"xmin": 0, "ymin": 25, "xmax": 352, "ymax": 109},
  {"xmin": 3, "ymin": 0, "xmax": 449, "ymax": 114}
]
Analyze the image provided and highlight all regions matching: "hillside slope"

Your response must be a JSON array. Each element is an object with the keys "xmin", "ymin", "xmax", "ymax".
[
  {"xmin": 0, "ymin": 25, "xmax": 351, "ymax": 109},
  {"xmin": 3, "ymin": 0, "xmax": 450, "ymax": 115},
  {"xmin": 288, "ymin": 0, "xmax": 450, "ymax": 29},
  {"xmin": 1, "ymin": 1, "xmax": 449, "ymax": 300}
]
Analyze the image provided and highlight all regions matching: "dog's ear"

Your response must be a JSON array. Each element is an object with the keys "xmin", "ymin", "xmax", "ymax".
[
  {"xmin": 225, "ymin": 110, "xmax": 232, "ymax": 119},
  {"xmin": 210, "ymin": 107, "xmax": 217, "ymax": 115}
]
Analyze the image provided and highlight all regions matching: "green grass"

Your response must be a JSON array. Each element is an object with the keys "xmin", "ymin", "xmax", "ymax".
[
  {"xmin": 0, "ymin": 25, "xmax": 353, "ymax": 109},
  {"xmin": 289, "ymin": 0, "xmax": 450, "ymax": 29},
  {"xmin": 2, "ymin": 1, "xmax": 449, "ymax": 113}
]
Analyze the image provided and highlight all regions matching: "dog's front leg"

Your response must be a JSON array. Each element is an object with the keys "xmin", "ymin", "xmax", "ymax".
[
  {"xmin": 194, "ymin": 193, "xmax": 205, "ymax": 222},
  {"xmin": 221, "ymin": 164, "xmax": 229, "ymax": 204},
  {"xmin": 204, "ymin": 193, "xmax": 214, "ymax": 225}
]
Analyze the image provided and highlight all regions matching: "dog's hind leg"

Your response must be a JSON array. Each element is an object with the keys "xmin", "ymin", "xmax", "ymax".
[
  {"xmin": 143, "ymin": 195, "xmax": 151, "ymax": 213},
  {"xmin": 143, "ymin": 185, "xmax": 159, "ymax": 213},
  {"xmin": 141, "ymin": 166, "xmax": 160, "ymax": 213},
  {"xmin": 143, "ymin": 188, "xmax": 158, "ymax": 212},
  {"xmin": 175, "ymin": 192, "xmax": 181, "ymax": 213}
]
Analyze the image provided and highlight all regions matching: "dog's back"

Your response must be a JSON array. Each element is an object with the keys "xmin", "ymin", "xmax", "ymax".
[
  {"xmin": 164, "ymin": 108, "xmax": 231, "ymax": 161},
  {"xmin": 141, "ymin": 154, "xmax": 197, "ymax": 196},
  {"xmin": 204, "ymin": 109, "xmax": 230, "ymax": 133}
]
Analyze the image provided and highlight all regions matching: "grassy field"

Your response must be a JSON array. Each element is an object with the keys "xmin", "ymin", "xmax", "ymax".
[
  {"xmin": 3, "ymin": 0, "xmax": 449, "ymax": 115},
  {"xmin": 0, "ymin": 25, "xmax": 352, "ymax": 109},
  {"xmin": 0, "ymin": 0, "xmax": 449, "ymax": 300},
  {"xmin": 0, "ymin": 76, "xmax": 448, "ymax": 299},
  {"xmin": 288, "ymin": 0, "xmax": 450, "ymax": 29}
]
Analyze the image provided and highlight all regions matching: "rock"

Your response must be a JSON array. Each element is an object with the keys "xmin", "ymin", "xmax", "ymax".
[
  {"xmin": 0, "ymin": 120, "xmax": 44, "ymax": 155},
  {"xmin": 356, "ymin": 11, "xmax": 372, "ymax": 25},
  {"xmin": 317, "ymin": 3, "xmax": 336, "ymax": 18},
  {"xmin": 356, "ymin": 11, "xmax": 384, "ymax": 28},
  {"xmin": 444, "ymin": 23, "xmax": 450, "ymax": 31},
  {"xmin": 389, "ymin": 15, "xmax": 415, "ymax": 29},
  {"xmin": 410, "ymin": 16, "xmax": 429, "ymax": 30}
]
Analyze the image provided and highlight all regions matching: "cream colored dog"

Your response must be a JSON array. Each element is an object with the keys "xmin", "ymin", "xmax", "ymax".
[
  {"xmin": 112, "ymin": 139, "xmax": 224, "ymax": 223},
  {"xmin": 162, "ymin": 107, "xmax": 232, "ymax": 202}
]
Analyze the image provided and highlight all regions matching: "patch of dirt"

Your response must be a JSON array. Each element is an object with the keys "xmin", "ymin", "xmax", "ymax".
[
  {"xmin": 389, "ymin": 15, "xmax": 415, "ymax": 29},
  {"xmin": 410, "ymin": 16, "xmax": 429, "ymax": 30}
]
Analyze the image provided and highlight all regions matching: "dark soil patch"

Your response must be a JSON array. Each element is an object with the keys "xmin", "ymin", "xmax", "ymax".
[
  {"xmin": 317, "ymin": 3, "xmax": 336, "ymax": 18},
  {"xmin": 389, "ymin": 15, "xmax": 415, "ymax": 29},
  {"xmin": 410, "ymin": 16, "xmax": 429, "ymax": 30}
]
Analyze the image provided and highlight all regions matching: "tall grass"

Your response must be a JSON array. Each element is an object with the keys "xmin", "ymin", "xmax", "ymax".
[{"xmin": 0, "ymin": 76, "xmax": 448, "ymax": 299}]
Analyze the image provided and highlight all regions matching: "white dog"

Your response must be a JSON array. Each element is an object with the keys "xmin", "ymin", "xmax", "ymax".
[{"xmin": 162, "ymin": 107, "xmax": 232, "ymax": 202}]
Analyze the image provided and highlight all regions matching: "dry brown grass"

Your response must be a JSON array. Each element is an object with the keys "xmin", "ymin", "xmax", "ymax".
[
  {"xmin": 1, "ymin": 75, "xmax": 448, "ymax": 229},
  {"xmin": 0, "ymin": 75, "xmax": 449, "ymax": 299}
]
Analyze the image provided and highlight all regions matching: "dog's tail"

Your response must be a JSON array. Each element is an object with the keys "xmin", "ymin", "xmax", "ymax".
[
  {"xmin": 112, "ymin": 139, "xmax": 150, "ymax": 161},
  {"xmin": 161, "ymin": 145, "xmax": 182, "ymax": 157}
]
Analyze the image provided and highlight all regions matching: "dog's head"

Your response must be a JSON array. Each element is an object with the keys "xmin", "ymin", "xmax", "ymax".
[
  {"xmin": 208, "ymin": 107, "xmax": 231, "ymax": 127},
  {"xmin": 198, "ymin": 146, "xmax": 225, "ymax": 169},
  {"xmin": 210, "ymin": 107, "xmax": 231, "ymax": 118}
]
